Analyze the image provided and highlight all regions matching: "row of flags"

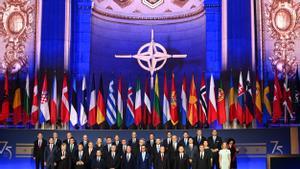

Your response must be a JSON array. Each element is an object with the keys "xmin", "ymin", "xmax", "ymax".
[{"xmin": 0, "ymin": 68, "xmax": 299, "ymax": 128}]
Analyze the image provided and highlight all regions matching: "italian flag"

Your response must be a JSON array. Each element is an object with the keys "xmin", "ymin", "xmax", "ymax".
[{"xmin": 134, "ymin": 80, "xmax": 142, "ymax": 126}]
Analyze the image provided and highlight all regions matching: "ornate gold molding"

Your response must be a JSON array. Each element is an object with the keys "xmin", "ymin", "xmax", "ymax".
[
  {"xmin": 265, "ymin": 0, "xmax": 300, "ymax": 75},
  {"xmin": 0, "ymin": 0, "xmax": 34, "ymax": 73}
]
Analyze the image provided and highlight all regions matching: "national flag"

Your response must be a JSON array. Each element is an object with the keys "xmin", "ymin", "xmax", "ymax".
[
  {"xmin": 13, "ymin": 75, "xmax": 22, "ymax": 125},
  {"xmin": 88, "ymin": 75, "xmax": 96, "ymax": 126},
  {"xmin": 96, "ymin": 75, "xmax": 105, "ymax": 125},
  {"xmin": 188, "ymin": 74, "xmax": 198, "ymax": 126},
  {"xmin": 60, "ymin": 73, "xmax": 70, "ymax": 124},
  {"xmin": 30, "ymin": 73, "xmax": 39, "ymax": 125},
  {"xmin": 70, "ymin": 79, "xmax": 78, "ymax": 126},
  {"xmin": 170, "ymin": 73, "xmax": 178, "ymax": 125},
  {"xmin": 245, "ymin": 71, "xmax": 254, "ymax": 125},
  {"xmin": 208, "ymin": 74, "xmax": 217, "ymax": 124},
  {"xmin": 0, "ymin": 71, "xmax": 9, "ymax": 122},
  {"xmin": 254, "ymin": 74, "xmax": 263, "ymax": 123},
  {"xmin": 23, "ymin": 73, "xmax": 30, "ymax": 124},
  {"xmin": 143, "ymin": 79, "xmax": 151, "ymax": 126},
  {"xmin": 262, "ymin": 73, "xmax": 272, "ymax": 125},
  {"xmin": 228, "ymin": 73, "xmax": 236, "ymax": 122},
  {"xmin": 117, "ymin": 77, "xmax": 123, "ymax": 128},
  {"xmin": 126, "ymin": 85, "xmax": 135, "ymax": 127},
  {"xmin": 39, "ymin": 74, "xmax": 50, "ymax": 123},
  {"xmin": 152, "ymin": 74, "xmax": 161, "ymax": 128},
  {"xmin": 79, "ymin": 76, "xmax": 87, "ymax": 126},
  {"xmin": 50, "ymin": 74, "xmax": 57, "ymax": 125},
  {"xmin": 199, "ymin": 72, "xmax": 207, "ymax": 124},
  {"xmin": 272, "ymin": 69, "xmax": 282, "ymax": 123},
  {"xmin": 217, "ymin": 79, "xmax": 226, "ymax": 124},
  {"xmin": 283, "ymin": 74, "xmax": 293, "ymax": 123},
  {"xmin": 236, "ymin": 71, "xmax": 245, "ymax": 124},
  {"xmin": 163, "ymin": 73, "xmax": 170, "ymax": 125},
  {"xmin": 106, "ymin": 80, "xmax": 116, "ymax": 126},
  {"xmin": 134, "ymin": 80, "xmax": 142, "ymax": 126},
  {"xmin": 181, "ymin": 75, "xmax": 187, "ymax": 126},
  {"xmin": 292, "ymin": 66, "xmax": 300, "ymax": 122}
]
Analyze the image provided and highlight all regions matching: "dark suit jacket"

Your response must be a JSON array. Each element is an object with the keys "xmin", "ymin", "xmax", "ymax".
[
  {"xmin": 128, "ymin": 138, "xmax": 139, "ymax": 155},
  {"xmin": 174, "ymin": 154, "xmax": 189, "ymax": 169},
  {"xmin": 91, "ymin": 157, "xmax": 105, "ymax": 169},
  {"xmin": 67, "ymin": 143, "xmax": 77, "ymax": 157},
  {"xmin": 105, "ymin": 152, "xmax": 121, "ymax": 169},
  {"xmin": 193, "ymin": 136, "xmax": 206, "ymax": 146},
  {"xmin": 44, "ymin": 145, "xmax": 58, "ymax": 168},
  {"xmin": 54, "ymin": 139, "xmax": 62, "ymax": 150},
  {"xmin": 64, "ymin": 139, "xmax": 77, "ymax": 145},
  {"xmin": 179, "ymin": 138, "xmax": 189, "ymax": 147},
  {"xmin": 113, "ymin": 141, "xmax": 122, "ymax": 154},
  {"xmin": 192, "ymin": 152, "xmax": 211, "ymax": 169},
  {"xmin": 33, "ymin": 139, "xmax": 47, "ymax": 160},
  {"xmin": 146, "ymin": 140, "xmax": 155, "ymax": 155},
  {"xmin": 154, "ymin": 153, "xmax": 169, "ymax": 169},
  {"xmin": 73, "ymin": 150, "xmax": 89, "ymax": 169},
  {"xmin": 163, "ymin": 138, "xmax": 172, "ymax": 148},
  {"xmin": 121, "ymin": 153, "xmax": 136, "ymax": 169},
  {"xmin": 136, "ymin": 152, "xmax": 151, "ymax": 169},
  {"xmin": 185, "ymin": 145, "xmax": 198, "ymax": 159},
  {"xmin": 207, "ymin": 136, "xmax": 222, "ymax": 157},
  {"xmin": 57, "ymin": 151, "xmax": 71, "ymax": 169}
]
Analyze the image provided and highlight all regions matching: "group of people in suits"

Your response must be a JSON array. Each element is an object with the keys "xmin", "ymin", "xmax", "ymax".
[{"xmin": 33, "ymin": 129, "xmax": 238, "ymax": 169}]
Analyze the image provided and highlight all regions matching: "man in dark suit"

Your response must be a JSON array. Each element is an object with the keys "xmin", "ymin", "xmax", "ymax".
[
  {"xmin": 194, "ymin": 129, "xmax": 206, "ymax": 146},
  {"xmin": 67, "ymin": 137, "xmax": 77, "ymax": 157},
  {"xmin": 163, "ymin": 131, "xmax": 172, "ymax": 149},
  {"xmin": 136, "ymin": 145, "xmax": 151, "ymax": 169},
  {"xmin": 103, "ymin": 137, "xmax": 113, "ymax": 155},
  {"xmin": 121, "ymin": 145, "xmax": 136, "ymax": 169},
  {"xmin": 174, "ymin": 146, "xmax": 189, "ymax": 169},
  {"xmin": 192, "ymin": 144, "xmax": 211, "ymax": 169},
  {"xmin": 73, "ymin": 143, "xmax": 89, "ymax": 169},
  {"xmin": 44, "ymin": 137, "xmax": 58, "ymax": 169},
  {"xmin": 113, "ymin": 134, "xmax": 122, "ymax": 154},
  {"xmin": 120, "ymin": 139, "xmax": 127, "ymax": 157},
  {"xmin": 105, "ymin": 144, "xmax": 121, "ymax": 169},
  {"xmin": 33, "ymin": 132, "xmax": 47, "ymax": 169},
  {"xmin": 168, "ymin": 135, "xmax": 178, "ymax": 169},
  {"xmin": 64, "ymin": 132, "xmax": 76, "ymax": 145},
  {"xmin": 179, "ymin": 131, "xmax": 190, "ymax": 147},
  {"xmin": 154, "ymin": 146, "xmax": 169, "ymax": 169},
  {"xmin": 80, "ymin": 134, "xmax": 89, "ymax": 151},
  {"xmin": 91, "ymin": 150, "xmax": 105, "ymax": 169},
  {"xmin": 207, "ymin": 129, "xmax": 222, "ymax": 169},
  {"xmin": 146, "ymin": 133, "xmax": 155, "ymax": 155},
  {"xmin": 128, "ymin": 132, "xmax": 139, "ymax": 156},
  {"xmin": 53, "ymin": 132, "xmax": 62, "ymax": 151}
]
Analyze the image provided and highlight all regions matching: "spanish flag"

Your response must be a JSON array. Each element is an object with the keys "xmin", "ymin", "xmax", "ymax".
[
  {"xmin": 188, "ymin": 74, "xmax": 198, "ymax": 126},
  {"xmin": 254, "ymin": 74, "xmax": 262, "ymax": 123}
]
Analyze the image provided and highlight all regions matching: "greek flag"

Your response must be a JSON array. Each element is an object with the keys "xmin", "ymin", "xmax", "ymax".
[{"xmin": 106, "ymin": 80, "xmax": 116, "ymax": 126}]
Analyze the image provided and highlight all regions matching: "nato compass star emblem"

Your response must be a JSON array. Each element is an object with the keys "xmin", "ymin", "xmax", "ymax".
[{"xmin": 115, "ymin": 29, "xmax": 187, "ymax": 88}]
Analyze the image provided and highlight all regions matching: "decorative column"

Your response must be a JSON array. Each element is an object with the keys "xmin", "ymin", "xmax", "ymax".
[
  {"xmin": 204, "ymin": 0, "xmax": 222, "ymax": 78},
  {"xmin": 70, "ymin": 0, "xmax": 92, "ymax": 79}
]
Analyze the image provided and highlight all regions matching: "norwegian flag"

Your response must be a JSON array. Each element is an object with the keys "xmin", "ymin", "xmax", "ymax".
[{"xmin": 199, "ymin": 72, "xmax": 207, "ymax": 124}]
